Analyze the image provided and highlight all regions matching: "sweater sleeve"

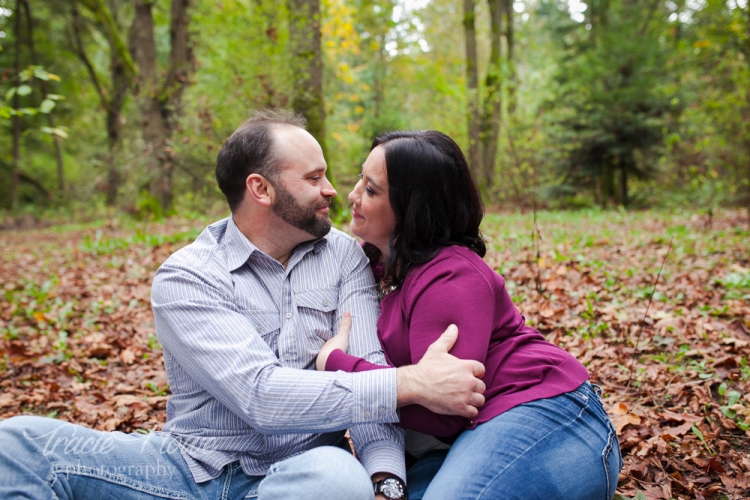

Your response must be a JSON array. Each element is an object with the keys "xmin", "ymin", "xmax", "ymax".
[
  {"xmin": 397, "ymin": 254, "xmax": 495, "ymax": 437},
  {"xmin": 326, "ymin": 348, "xmax": 390, "ymax": 372}
]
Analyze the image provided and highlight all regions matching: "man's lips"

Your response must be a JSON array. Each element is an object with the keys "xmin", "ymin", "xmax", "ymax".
[{"xmin": 317, "ymin": 203, "xmax": 330, "ymax": 214}]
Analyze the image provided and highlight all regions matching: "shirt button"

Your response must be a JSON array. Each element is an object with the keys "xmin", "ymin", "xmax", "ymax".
[
  {"xmin": 284, "ymin": 353, "xmax": 294, "ymax": 360},
  {"xmin": 285, "ymin": 312, "xmax": 292, "ymax": 319},
  {"xmin": 323, "ymin": 300, "xmax": 329, "ymax": 307},
  {"xmin": 363, "ymin": 411, "xmax": 370, "ymax": 419},
  {"xmin": 379, "ymin": 408, "xmax": 386, "ymax": 416},
  {"xmin": 325, "ymin": 419, "xmax": 331, "ymax": 425}
]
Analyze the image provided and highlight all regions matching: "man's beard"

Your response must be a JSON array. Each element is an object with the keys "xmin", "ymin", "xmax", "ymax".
[{"xmin": 272, "ymin": 181, "xmax": 332, "ymax": 239}]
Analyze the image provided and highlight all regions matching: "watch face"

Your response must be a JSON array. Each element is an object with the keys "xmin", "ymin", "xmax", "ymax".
[{"xmin": 381, "ymin": 478, "xmax": 405, "ymax": 499}]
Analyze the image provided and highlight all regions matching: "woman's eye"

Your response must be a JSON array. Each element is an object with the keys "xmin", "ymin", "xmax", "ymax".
[{"xmin": 365, "ymin": 187, "xmax": 375, "ymax": 196}]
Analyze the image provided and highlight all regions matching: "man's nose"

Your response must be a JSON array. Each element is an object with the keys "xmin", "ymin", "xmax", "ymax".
[{"xmin": 322, "ymin": 177, "xmax": 337, "ymax": 198}]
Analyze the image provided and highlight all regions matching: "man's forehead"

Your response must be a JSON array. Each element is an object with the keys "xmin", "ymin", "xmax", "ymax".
[{"xmin": 271, "ymin": 125, "xmax": 325, "ymax": 174}]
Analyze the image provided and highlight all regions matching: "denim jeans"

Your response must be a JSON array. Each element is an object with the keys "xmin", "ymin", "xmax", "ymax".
[
  {"xmin": 0, "ymin": 416, "xmax": 374, "ymax": 499},
  {"xmin": 407, "ymin": 382, "xmax": 622, "ymax": 500}
]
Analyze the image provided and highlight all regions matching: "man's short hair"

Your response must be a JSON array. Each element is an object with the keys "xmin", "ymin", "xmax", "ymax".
[{"xmin": 216, "ymin": 109, "xmax": 306, "ymax": 211}]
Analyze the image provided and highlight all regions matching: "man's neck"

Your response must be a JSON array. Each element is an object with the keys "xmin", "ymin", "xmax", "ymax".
[{"xmin": 232, "ymin": 212, "xmax": 306, "ymax": 268}]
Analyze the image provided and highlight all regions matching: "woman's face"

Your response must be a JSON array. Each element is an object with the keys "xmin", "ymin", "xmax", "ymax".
[{"xmin": 348, "ymin": 146, "xmax": 396, "ymax": 256}]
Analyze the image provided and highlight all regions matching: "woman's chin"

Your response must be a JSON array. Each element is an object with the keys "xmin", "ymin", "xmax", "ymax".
[{"xmin": 349, "ymin": 221, "xmax": 364, "ymax": 239}]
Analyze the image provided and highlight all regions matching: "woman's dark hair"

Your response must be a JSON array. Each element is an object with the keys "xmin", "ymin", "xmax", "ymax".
[{"xmin": 368, "ymin": 130, "xmax": 486, "ymax": 287}]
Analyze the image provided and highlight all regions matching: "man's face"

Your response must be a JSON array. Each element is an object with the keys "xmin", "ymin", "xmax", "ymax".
[{"xmin": 270, "ymin": 126, "xmax": 337, "ymax": 240}]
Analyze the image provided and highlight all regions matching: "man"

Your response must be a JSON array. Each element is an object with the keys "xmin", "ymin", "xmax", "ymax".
[{"xmin": 0, "ymin": 109, "xmax": 485, "ymax": 499}]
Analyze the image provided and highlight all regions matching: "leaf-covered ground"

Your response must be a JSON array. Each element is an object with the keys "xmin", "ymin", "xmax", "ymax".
[{"xmin": 1, "ymin": 210, "xmax": 749, "ymax": 499}]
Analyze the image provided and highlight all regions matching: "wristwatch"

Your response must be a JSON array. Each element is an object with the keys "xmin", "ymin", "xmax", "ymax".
[{"xmin": 374, "ymin": 477, "xmax": 407, "ymax": 499}]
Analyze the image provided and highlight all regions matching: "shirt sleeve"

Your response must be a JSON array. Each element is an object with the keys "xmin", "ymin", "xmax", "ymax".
[
  {"xmin": 397, "ymin": 256, "xmax": 495, "ymax": 437},
  {"xmin": 151, "ymin": 262, "xmax": 399, "ymax": 435},
  {"xmin": 335, "ymin": 240, "xmax": 406, "ymax": 482}
]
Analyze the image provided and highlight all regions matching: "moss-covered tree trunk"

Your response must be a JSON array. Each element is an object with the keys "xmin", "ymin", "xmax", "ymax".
[
  {"xmin": 504, "ymin": 0, "xmax": 516, "ymax": 116},
  {"xmin": 463, "ymin": 0, "xmax": 481, "ymax": 182},
  {"xmin": 479, "ymin": 0, "xmax": 503, "ymax": 190},
  {"xmin": 289, "ymin": 0, "xmax": 339, "ymax": 200}
]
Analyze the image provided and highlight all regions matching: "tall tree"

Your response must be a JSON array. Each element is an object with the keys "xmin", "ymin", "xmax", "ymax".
[
  {"xmin": 11, "ymin": 0, "xmax": 22, "ymax": 211},
  {"xmin": 479, "ymin": 0, "xmax": 503, "ymax": 188},
  {"xmin": 463, "ymin": 0, "xmax": 481, "ymax": 181},
  {"xmin": 503, "ymin": 0, "xmax": 516, "ymax": 116},
  {"xmin": 22, "ymin": 0, "xmax": 65, "ymax": 195},
  {"xmin": 72, "ymin": 0, "xmax": 136, "ymax": 205},
  {"xmin": 131, "ymin": 0, "xmax": 193, "ymax": 213},
  {"xmin": 288, "ymin": 0, "xmax": 327, "ymax": 156}
]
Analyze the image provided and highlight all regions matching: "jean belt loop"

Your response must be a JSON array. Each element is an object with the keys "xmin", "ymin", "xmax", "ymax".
[{"xmin": 591, "ymin": 383, "xmax": 603, "ymax": 398}]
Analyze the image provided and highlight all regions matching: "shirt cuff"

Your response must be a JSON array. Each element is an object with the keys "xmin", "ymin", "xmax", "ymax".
[
  {"xmin": 358, "ymin": 439, "xmax": 407, "ymax": 484},
  {"xmin": 351, "ymin": 368, "xmax": 398, "ymax": 424}
]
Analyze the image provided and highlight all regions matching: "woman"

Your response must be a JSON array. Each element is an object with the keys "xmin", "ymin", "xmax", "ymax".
[{"xmin": 318, "ymin": 130, "xmax": 622, "ymax": 500}]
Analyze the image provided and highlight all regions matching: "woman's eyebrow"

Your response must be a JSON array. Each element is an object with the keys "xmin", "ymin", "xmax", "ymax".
[{"xmin": 366, "ymin": 175, "xmax": 384, "ymax": 191}]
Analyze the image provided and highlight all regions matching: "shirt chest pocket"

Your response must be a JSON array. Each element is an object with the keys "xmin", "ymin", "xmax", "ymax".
[{"xmin": 294, "ymin": 287, "xmax": 339, "ymax": 341}]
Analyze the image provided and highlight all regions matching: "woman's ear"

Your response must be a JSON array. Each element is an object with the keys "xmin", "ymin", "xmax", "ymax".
[{"xmin": 246, "ymin": 174, "xmax": 274, "ymax": 208}]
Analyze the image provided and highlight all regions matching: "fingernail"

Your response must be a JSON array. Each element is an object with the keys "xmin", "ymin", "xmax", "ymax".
[
  {"xmin": 344, "ymin": 311, "xmax": 351, "ymax": 318},
  {"xmin": 448, "ymin": 324, "xmax": 457, "ymax": 333}
]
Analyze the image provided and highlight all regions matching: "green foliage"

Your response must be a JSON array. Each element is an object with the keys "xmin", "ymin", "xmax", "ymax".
[{"xmin": 0, "ymin": 0, "xmax": 748, "ymax": 213}]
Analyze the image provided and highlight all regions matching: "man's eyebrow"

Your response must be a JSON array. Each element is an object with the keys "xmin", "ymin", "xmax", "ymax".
[{"xmin": 304, "ymin": 167, "xmax": 327, "ymax": 176}]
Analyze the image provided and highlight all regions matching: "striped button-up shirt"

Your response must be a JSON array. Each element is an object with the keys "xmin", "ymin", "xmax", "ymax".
[{"xmin": 151, "ymin": 216, "xmax": 404, "ymax": 483}]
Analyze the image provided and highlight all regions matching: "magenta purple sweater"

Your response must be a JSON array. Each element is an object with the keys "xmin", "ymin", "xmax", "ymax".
[{"xmin": 326, "ymin": 245, "xmax": 589, "ymax": 439}]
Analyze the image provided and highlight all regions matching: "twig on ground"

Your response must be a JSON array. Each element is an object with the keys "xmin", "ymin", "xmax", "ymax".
[{"xmin": 626, "ymin": 236, "xmax": 673, "ymax": 390}]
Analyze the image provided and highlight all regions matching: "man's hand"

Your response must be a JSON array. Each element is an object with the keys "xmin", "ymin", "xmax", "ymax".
[
  {"xmin": 315, "ymin": 311, "xmax": 352, "ymax": 371},
  {"xmin": 396, "ymin": 325, "xmax": 486, "ymax": 418}
]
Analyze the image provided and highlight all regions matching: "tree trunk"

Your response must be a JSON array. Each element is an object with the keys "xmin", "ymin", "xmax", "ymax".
[
  {"xmin": 503, "ymin": 0, "xmax": 516, "ymax": 116},
  {"xmin": 11, "ymin": 0, "xmax": 22, "ymax": 211},
  {"xmin": 132, "ymin": 1, "xmax": 169, "ymax": 211},
  {"xmin": 288, "ymin": 0, "xmax": 327, "ymax": 157},
  {"xmin": 72, "ymin": 0, "xmax": 134, "ymax": 205},
  {"xmin": 22, "ymin": 0, "xmax": 65, "ymax": 195},
  {"xmin": 288, "ymin": 0, "xmax": 340, "ymax": 206},
  {"xmin": 105, "ymin": 46, "xmax": 130, "ymax": 205},
  {"xmin": 463, "ymin": 0, "xmax": 481, "ymax": 182},
  {"xmin": 131, "ymin": 0, "xmax": 192, "ymax": 214},
  {"xmin": 479, "ymin": 0, "xmax": 503, "ymax": 189},
  {"xmin": 744, "ymin": 3, "xmax": 750, "ymax": 221},
  {"xmin": 619, "ymin": 158, "xmax": 628, "ymax": 208}
]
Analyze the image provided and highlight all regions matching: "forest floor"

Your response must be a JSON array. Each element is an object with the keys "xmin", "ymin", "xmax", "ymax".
[{"xmin": 1, "ymin": 209, "xmax": 749, "ymax": 500}]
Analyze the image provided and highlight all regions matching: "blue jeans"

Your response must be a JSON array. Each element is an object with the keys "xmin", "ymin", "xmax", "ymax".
[
  {"xmin": 407, "ymin": 382, "xmax": 622, "ymax": 500},
  {"xmin": 0, "ymin": 416, "xmax": 374, "ymax": 499}
]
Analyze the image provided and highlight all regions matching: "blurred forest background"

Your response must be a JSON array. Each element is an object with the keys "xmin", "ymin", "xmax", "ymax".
[{"xmin": 0, "ymin": 0, "xmax": 749, "ymax": 220}]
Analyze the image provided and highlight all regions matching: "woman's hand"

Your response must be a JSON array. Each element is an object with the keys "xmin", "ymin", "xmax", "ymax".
[{"xmin": 315, "ymin": 311, "xmax": 352, "ymax": 371}]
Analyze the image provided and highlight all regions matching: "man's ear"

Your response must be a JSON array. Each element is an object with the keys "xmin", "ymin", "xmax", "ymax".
[{"xmin": 246, "ymin": 174, "xmax": 274, "ymax": 207}]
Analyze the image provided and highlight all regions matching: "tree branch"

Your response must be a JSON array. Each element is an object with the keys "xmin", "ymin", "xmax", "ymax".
[{"xmin": 72, "ymin": 1, "xmax": 111, "ymax": 113}]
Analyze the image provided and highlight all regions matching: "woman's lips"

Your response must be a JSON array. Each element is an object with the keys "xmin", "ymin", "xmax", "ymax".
[{"xmin": 351, "ymin": 208, "xmax": 364, "ymax": 219}]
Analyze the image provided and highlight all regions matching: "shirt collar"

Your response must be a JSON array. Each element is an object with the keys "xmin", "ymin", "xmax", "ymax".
[{"xmin": 224, "ymin": 216, "xmax": 329, "ymax": 272}]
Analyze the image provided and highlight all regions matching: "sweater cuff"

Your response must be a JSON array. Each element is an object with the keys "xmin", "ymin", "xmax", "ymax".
[{"xmin": 326, "ymin": 349, "xmax": 358, "ymax": 372}]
